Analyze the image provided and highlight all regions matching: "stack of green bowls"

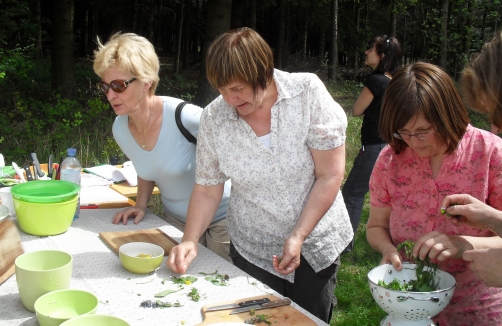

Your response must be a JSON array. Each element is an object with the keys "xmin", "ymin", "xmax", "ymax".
[{"xmin": 11, "ymin": 180, "xmax": 80, "ymax": 236}]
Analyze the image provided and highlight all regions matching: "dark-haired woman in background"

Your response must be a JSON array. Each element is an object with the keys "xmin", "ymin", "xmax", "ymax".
[{"xmin": 342, "ymin": 35, "xmax": 402, "ymax": 251}]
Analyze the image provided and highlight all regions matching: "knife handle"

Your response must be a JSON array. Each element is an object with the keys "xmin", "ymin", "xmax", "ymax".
[
  {"xmin": 239, "ymin": 298, "xmax": 271, "ymax": 307},
  {"xmin": 262, "ymin": 298, "xmax": 292, "ymax": 308},
  {"xmin": 30, "ymin": 153, "xmax": 44, "ymax": 177},
  {"xmin": 23, "ymin": 165, "xmax": 34, "ymax": 181}
]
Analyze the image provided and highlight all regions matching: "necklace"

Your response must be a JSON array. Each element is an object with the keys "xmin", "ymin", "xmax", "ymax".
[{"xmin": 140, "ymin": 101, "xmax": 154, "ymax": 149}]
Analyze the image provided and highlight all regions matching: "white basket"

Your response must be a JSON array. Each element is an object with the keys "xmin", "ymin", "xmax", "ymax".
[{"xmin": 367, "ymin": 263, "xmax": 456, "ymax": 326}]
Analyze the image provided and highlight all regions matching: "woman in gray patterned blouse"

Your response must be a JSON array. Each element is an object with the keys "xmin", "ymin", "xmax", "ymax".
[{"xmin": 167, "ymin": 27, "xmax": 353, "ymax": 323}]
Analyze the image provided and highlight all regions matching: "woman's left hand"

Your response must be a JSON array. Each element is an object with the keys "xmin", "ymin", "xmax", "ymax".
[
  {"xmin": 413, "ymin": 231, "xmax": 471, "ymax": 261},
  {"xmin": 272, "ymin": 235, "xmax": 304, "ymax": 275}
]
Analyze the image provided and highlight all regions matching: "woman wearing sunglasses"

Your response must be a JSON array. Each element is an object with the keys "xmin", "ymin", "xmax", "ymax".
[
  {"xmin": 367, "ymin": 62, "xmax": 502, "ymax": 325},
  {"xmin": 92, "ymin": 32, "xmax": 232, "ymax": 262}
]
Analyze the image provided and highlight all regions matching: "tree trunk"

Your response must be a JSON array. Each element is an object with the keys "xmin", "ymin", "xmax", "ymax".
[
  {"xmin": 31, "ymin": 0, "xmax": 43, "ymax": 58},
  {"xmin": 302, "ymin": 21, "xmax": 308, "ymax": 60},
  {"xmin": 174, "ymin": 0, "xmax": 184, "ymax": 74},
  {"xmin": 275, "ymin": 0, "xmax": 287, "ymax": 69},
  {"xmin": 439, "ymin": 0, "xmax": 449, "ymax": 70},
  {"xmin": 318, "ymin": 30, "xmax": 325, "ymax": 61},
  {"xmin": 183, "ymin": 0, "xmax": 192, "ymax": 69},
  {"xmin": 248, "ymin": 0, "xmax": 257, "ymax": 30},
  {"xmin": 328, "ymin": 0, "xmax": 338, "ymax": 81},
  {"xmin": 231, "ymin": 0, "xmax": 244, "ymax": 28},
  {"xmin": 51, "ymin": 0, "xmax": 77, "ymax": 100},
  {"xmin": 389, "ymin": 11, "xmax": 396, "ymax": 37},
  {"xmin": 463, "ymin": 0, "xmax": 473, "ymax": 59},
  {"xmin": 82, "ymin": 3, "xmax": 89, "ymax": 57},
  {"xmin": 194, "ymin": 0, "xmax": 232, "ymax": 107},
  {"xmin": 354, "ymin": 4, "xmax": 360, "ymax": 69}
]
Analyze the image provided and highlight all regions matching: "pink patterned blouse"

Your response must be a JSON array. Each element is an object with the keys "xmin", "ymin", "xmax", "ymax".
[{"xmin": 370, "ymin": 125, "xmax": 502, "ymax": 325}]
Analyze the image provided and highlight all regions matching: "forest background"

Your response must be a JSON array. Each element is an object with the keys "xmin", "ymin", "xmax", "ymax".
[{"xmin": 0, "ymin": 1, "xmax": 498, "ymax": 324}]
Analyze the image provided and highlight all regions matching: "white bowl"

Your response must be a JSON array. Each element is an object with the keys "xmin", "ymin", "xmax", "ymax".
[{"xmin": 367, "ymin": 263, "xmax": 456, "ymax": 325}]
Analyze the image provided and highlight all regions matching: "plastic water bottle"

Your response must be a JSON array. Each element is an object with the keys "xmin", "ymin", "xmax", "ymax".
[{"xmin": 60, "ymin": 148, "xmax": 81, "ymax": 220}]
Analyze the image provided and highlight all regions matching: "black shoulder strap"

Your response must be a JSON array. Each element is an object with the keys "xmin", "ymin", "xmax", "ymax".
[{"xmin": 175, "ymin": 101, "xmax": 197, "ymax": 144}]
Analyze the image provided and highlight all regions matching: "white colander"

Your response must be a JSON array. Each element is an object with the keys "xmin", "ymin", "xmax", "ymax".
[{"xmin": 367, "ymin": 263, "xmax": 456, "ymax": 326}]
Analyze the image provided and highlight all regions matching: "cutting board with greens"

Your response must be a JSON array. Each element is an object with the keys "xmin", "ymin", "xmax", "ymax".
[
  {"xmin": 198, "ymin": 294, "xmax": 316, "ymax": 325},
  {"xmin": 99, "ymin": 228, "xmax": 178, "ymax": 256}
]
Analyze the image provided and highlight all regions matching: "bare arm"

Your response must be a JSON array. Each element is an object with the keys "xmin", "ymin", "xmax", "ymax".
[
  {"xmin": 351, "ymin": 87, "xmax": 374, "ymax": 117},
  {"xmin": 366, "ymin": 206, "xmax": 404, "ymax": 270},
  {"xmin": 112, "ymin": 176, "xmax": 155, "ymax": 225},
  {"xmin": 273, "ymin": 144, "xmax": 346, "ymax": 274},
  {"xmin": 167, "ymin": 183, "xmax": 224, "ymax": 274}
]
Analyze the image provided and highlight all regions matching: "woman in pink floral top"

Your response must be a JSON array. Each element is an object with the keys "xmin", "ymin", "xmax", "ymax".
[{"xmin": 368, "ymin": 62, "xmax": 502, "ymax": 325}]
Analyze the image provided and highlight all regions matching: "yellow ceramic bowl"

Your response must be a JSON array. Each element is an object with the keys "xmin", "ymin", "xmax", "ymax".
[
  {"xmin": 34, "ymin": 289, "xmax": 98, "ymax": 326},
  {"xmin": 119, "ymin": 242, "xmax": 164, "ymax": 274},
  {"xmin": 13, "ymin": 196, "xmax": 77, "ymax": 236},
  {"xmin": 60, "ymin": 314, "xmax": 130, "ymax": 326}
]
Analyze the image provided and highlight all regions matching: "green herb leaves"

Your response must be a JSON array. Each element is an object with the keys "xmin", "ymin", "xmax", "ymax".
[{"xmin": 200, "ymin": 270, "xmax": 229, "ymax": 286}]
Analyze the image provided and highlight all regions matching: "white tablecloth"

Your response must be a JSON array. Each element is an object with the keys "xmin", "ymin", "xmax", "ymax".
[{"xmin": 0, "ymin": 209, "xmax": 327, "ymax": 326}]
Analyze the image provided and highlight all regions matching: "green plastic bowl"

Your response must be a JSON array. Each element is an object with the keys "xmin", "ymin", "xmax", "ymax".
[
  {"xmin": 60, "ymin": 314, "xmax": 130, "ymax": 326},
  {"xmin": 14, "ymin": 196, "xmax": 77, "ymax": 236},
  {"xmin": 11, "ymin": 180, "xmax": 80, "ymax": 204},
  {"xmin": 34, "ymin": 289, "xmax": 98, "ymax": 326},
  {"xmin": 119, "ymin": 242, "xmax": 164, "ymax": 274}
]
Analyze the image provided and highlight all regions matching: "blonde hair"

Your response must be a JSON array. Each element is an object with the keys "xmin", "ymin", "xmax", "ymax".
[
  {"xmin": 461, "ymin": 30, "xmax": 502, "ymax": 129},
  {"xmin": 206, "ymin": 28, "xmax": 274, "ymax": 95},
  {"xmin": 93, "ymin": 32, "xmax": 160, "ymax": 95}
]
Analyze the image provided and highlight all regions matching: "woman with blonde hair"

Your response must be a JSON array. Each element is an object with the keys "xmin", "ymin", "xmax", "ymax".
[{"xmin": 93, "ymin": 32, "xmax": 232, "ymax": 261}]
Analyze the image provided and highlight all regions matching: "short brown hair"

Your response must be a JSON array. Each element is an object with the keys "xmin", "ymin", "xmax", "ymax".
[
  {"xmin": 461, "ymin": 30, "xmax": 502, "ymax": 129},
  {"xmin": 206, "ymin": 28, "xmax": 274, "ymax": 95},
  {"xmin": 379, "ymin": 62, "xmax": 470, "ymax": 155}
]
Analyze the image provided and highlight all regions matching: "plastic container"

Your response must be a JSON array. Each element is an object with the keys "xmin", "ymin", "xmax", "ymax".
[
  {"xmin": 60, "ymin": 148, "xmax": 82, "ymax": 220},
  {"xmin": 11, "ymin": 180, "xmax": 80, "ymax": 203}
]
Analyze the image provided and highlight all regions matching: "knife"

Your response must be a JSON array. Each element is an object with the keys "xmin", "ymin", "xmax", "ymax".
[
  {"xmin": 30, "ymin": 153, "xmax": 44, "ymax": 178},
  {"xmin": 23, "ymin": 164, "xmax": 34, "ymax": 181},
  {"xmin": 48, "ymin": 154, "xmax": 53, "ymax": 179},
  {"xmin": 205, "ymin": 297, "xmax": 271, "ymax": 312},
  {"xmin": 229, "ymin": 298, "xmax": 292, "ymax": 315}
]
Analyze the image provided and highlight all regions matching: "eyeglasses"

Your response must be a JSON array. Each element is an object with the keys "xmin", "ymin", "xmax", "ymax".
[
  {"xmin": 96, "ymin": 78, "xmax": 136, "ymax": 94},
  {"xmin": 393, "ymin": 131, "xmax": 436, "ymax": 141}
]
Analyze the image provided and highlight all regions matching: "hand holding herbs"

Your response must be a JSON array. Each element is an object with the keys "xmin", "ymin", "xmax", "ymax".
[{"xmin": 378, "ymin": 240, "xmax": 439, "ymax": 292}]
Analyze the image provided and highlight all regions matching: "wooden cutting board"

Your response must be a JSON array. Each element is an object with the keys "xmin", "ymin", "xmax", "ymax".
[
  {"xmin": 99, "ymin": 228, "xmax": 178, "ymax": 256},
  {"xmin": 198, "ymin": 294, "xmax": 316, "ymax": 325},
  {"xmin": 0, "ymin": 219, "xmax": 24, "ymax": 284}
]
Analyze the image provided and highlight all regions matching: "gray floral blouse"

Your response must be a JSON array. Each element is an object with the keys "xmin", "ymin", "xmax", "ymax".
[{"xmin": 196, "ymin": 69, "xmax": 353, "ymax": 282}]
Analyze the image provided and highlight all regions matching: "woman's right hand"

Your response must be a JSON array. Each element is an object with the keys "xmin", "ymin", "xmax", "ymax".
[
  {"xmin": 112, "ymin": 206, "xmax": 146, "ymax": 225},
  {"xmin": 441, "ymin": 194, "xmax": 502, "ymax": 234},
  {"xmin": 166, "ymin": 241, "xmax": 198, "ymax": 274},
  {"xmin": 379, "ymin": 244, "xmax": 403, "ymax": 271}
]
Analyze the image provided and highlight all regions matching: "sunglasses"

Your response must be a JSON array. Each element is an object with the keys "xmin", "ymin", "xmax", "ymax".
[{"xmin": 96, "ymin": 78, "xmax": 136, "ymax": 94}]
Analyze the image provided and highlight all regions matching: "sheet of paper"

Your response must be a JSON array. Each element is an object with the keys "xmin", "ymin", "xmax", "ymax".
[{"xmin": 80, "ymin": 186, "xmax": 129, "ymax": 205}]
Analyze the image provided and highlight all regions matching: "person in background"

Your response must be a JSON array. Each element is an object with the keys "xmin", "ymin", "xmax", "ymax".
[
  {"xmin": 441, "ymin": 29, "xmax": 502, "ymax": 287},
  {"xmin": 342, "ymin": 35, "xmax": 402, "ymax": 252},
  {"xmin": 166, "ymin": 27, "xmax": 353, "ymax": 323},
  {"xmin": 92, "ymin": 32, "xmax": 232, "ymax": 262},
  {"xmin": 367, "ymin": 62, "xmax": 502, "ymax": 324}
]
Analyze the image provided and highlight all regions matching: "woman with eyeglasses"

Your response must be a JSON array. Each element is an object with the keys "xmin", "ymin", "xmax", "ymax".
[
  {"xmin": 342, "ymin": 35, "xmax": 402, "ymax": 252},
  {"xmin": 92, "ymin": 32, "xmax": 232, "ymax": 262},
  {"xmin": 367, "ymin": 62, "xmax": 502, "ymax": 325}
]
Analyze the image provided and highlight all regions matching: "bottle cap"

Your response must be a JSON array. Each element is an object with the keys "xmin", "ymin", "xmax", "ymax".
[{"xmin": 67, "ymin": 148, "xmax": 77, "ymax": 156}]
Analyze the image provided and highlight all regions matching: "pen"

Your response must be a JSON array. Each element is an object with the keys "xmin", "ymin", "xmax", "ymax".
[{"xmin": 81, "ymin": 204, "xmax": 99, "ymax": 209}]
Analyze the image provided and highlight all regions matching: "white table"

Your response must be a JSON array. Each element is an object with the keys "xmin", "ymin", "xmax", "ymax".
[{"xmin": 0, "ymin": 209, "xmax": 327, "ymax": 326}]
